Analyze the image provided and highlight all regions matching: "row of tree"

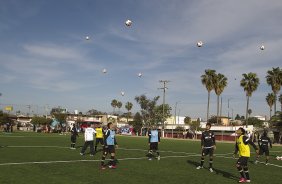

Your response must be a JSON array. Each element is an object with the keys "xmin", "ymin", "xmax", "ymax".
[{"xmin": 201, "ymin": 67, "xmax": 282, "ymax": 126}]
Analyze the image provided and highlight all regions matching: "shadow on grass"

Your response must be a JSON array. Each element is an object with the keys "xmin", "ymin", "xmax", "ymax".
[{"xmin": 186, "ymin": 159, "xmax": 239, "ymax": 182}]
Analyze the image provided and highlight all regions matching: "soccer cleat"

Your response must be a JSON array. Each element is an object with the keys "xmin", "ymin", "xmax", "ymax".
[
  {"xmin": 239, "ymin": 177, "xmax": 246, "ymax": 183},
  {"xmin": 246, "ymin": 180, "xmax": 251, "ymax": 183},
  {"xmin": 209, "ymin": 168, "xmax": 213, "ymax": 172},
  {"xmin": 196, "ymin": 166, "xmax": 203, "ymax": 169},
  {"xmin": 148, "ymin": 158, "xmax": 152, "ymax": 161},
  {"xmin": 157, "ymin": 156, "xmax": 161, "ymax": 160},
  {"xmin": 80, "ymin": 153, "xmax": 84, "ymax": 156},
  {"xmin": 265, "ymin": 162, "xmax": 269, "ymax": 165},
  {"xmin": 108, "ymin": 165, "xmax": 117, "ymax": 169}
]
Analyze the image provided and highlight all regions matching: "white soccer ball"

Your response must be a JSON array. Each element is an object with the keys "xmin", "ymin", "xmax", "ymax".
[
  {"xmin": 121, "ymin": 91, "xmax": 125, "ymax": 96},
  {"xmin": 197, "ymin": 41, "xmax": 203, "ymax": 47},
  {"xmin": 125, "ymin": 19, "xmax": 132, "ymax": 27},
  {"xmin": 138, "ymin": 73, "xmax": 142, "ymax": 77},
  {"xmin": 102, "ymin": 68, "xmax": 107, "ymax": 73},
  {"xmin": 260, "ymin": 45, "xmax": 265, "ymax": 50},
  {"xmin": 85, "ymin": 36, "xmax": 90, "ymax": 40}
]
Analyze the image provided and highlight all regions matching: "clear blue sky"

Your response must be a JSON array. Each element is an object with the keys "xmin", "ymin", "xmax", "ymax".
[{"xmin": 0, "ymin": 0, "xmax": 281, "ymax": 120}]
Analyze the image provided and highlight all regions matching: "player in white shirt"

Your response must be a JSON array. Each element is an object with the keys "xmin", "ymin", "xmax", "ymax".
[{"xmin": 80, "ymin": 123, "xmax": 96, "ymax": 156}]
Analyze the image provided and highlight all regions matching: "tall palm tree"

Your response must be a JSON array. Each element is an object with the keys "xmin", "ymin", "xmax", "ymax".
[
  {"xmin": 117, "ymin": 101, "xmax": 122, "ymax": 114},
  {"xmin": 125, "ymin": 102, "xmax": 133, "ymax": 122},
  {"xmin": 266, "ymin": 67, "xmax": 282, "ymax": 114},
  {"xmin": 279, "ymin": 94, "xmax": 282, "ymax": 112},
  {"xmin": 240, "ymin": 72, "xmax": 260, "ymax": 127},
  {"xmin": 266, "ymin": 93, "xmax": 275, "ymax": 118},
  {"xmin": 201, "ymin": 69, "xmax": 216, "ymax": 121},
  {"xmin": 213, "ymin": 73, "xmax": 228, "ymax": 124},
  {"xmin": 111, "ymin": 99, "xmax": 118, "ymax": 113}
]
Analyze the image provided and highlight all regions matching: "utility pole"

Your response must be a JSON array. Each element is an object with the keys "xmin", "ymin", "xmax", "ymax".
[
  {"xmin": 158, "ymin": 80, "xmax": 170, "ymax": 137},
  {"xmin": 228, "ymin": 98, "xmax": 232, "ymax": 124}
]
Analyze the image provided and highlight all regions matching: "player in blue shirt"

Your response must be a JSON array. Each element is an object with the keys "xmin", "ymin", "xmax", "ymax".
[
  {"xmin": 147, "ymin": 126, "xmax": 161, "ymax": 160},
  {"xmin": 101, "ymin": 122, "xmax": 118, "ymax": 169}
]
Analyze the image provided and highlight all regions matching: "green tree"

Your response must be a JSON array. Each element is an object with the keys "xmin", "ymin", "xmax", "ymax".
[
  {"xmin": 266, "ymin": 67, "xmax": 282, "ymax": 114},
  {"xmin": 128, "ymin": 112, "xmax": 143, "ymax": 135},
  {"xmin": 52, "ymin": 113, "xmax": 67, "ymax": 127},
  {"xmin": 247, "ymin": 117, "xmax": 264, "ymax": 127},
  {"xmin": 125, "ymin": 102, "xmax": 133, "ymax": 122},
  {"xmin": 213, "ymin": 73, "xmax": 228, "ymax": 124},
  {"xmin": 201, "ymin": 69, "xmax": 216, "ymax": 121},
  {"xmin": 190, "ymin": 118, "xmax": 201, "ymax": 139},
  {"xmin": 240, "ymin": 72, "xmax": 260, "ymax": 127},
  {"xmin": 248, "ymin": 109, "xmax": 252, "ymax": 118},
  {"xmin": 208, "ymin": 116, "xmax": 218, "ymax": 125},
  {"xmin": 111, "ymin": 99, "xmax": 118, "ymax": 113},
  {"xmin": 184, "ymin": 116, "xmax": 191, "ymax": 125},
  {"xmin": 135, "ymin": 95, "xmax": 171, "ymax": 127},
  {"xmin": 117, "ymin": 101, "xmax": 122, "ymax": 114},
  {"xmin": 266, "ymin": 93, "xmax": 276, "ymax": 118},
  {"xmin": 86, "ymin": 109, "xmax": 105, "ymax": 115},
  {"xmin": 31, "ymin": 116, "xmax": 53, "ymax": 126},
  {"xmin": 0, "ymin": 111, "xmax": 13, "ymax": 125}
]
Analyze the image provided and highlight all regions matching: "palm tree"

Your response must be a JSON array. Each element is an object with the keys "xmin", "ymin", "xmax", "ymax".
[
  {"xmin": 240, "ymin": 72, "xmax": 260, "ymax": 127},
  {"xmin": 111, "ymin": 99, "xmax": 118, "ymax": 113},
  {"xmin": 279, "ymin": 94, "xmax": 282, "ymax": 112},
  {"xmin": 125, "ymin": 102, "xmax": 133, "ymax": 122},
  {"xmin": 213, "ymin": 73, "xmax": 228, "ymax": 124},
  {"xmin": 247, "ymin": 109, "xmax": 252, "ymax": 118},
  {"xmin": 266, "ymin": 93, "xmax": 276, "ymax": 118},
  {"xmin": 201, "ymin": 69, "xmax": 216, "ymax": 121},
  {"xmin": 266, "ymin": 67, "xmax": 282, "ymax": 114},
  {"xmin": 117, "ymin": 101, "xmax": 122, "ymax": 114}
]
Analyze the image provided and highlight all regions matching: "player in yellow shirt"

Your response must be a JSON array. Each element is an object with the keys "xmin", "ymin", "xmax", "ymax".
[
  {"xmin": 233, "ymin": 127, "xmax": 258, "ymax": 183},
  {"xmin": 95, "ymin": 123, "xmax": 104, "ymax": 152}
]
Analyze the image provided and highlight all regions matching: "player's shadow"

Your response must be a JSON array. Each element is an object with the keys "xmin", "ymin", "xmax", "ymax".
[
  {"xmin": 186, "ymin": 159, "xmax": 238, "ymax": 182},
  {"xmin": 212, "ymin": 168, "xmax": 238, "ymax": 181},
  {"xmin": 186, "ymin": 159, "xmax": 199, "ymax": 167}
]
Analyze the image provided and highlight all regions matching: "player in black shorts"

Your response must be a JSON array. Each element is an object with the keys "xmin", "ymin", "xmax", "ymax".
[
  {"xmin": 255, "ymin": 131, "xmax": 272, "ymax": 165},
  {"xmin": 70, "ymin": 124, "xmax": 79, "ymax": 149},
  {"xmin": 196, "ymin": 123, "xmax": 216, "ymax": 172}
]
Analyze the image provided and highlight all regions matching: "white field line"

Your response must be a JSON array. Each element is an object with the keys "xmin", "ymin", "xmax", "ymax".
[
  {"xmin": 5, "ymin": 146, "xmax": 282, "ymax": 155},
  {"xmin": 1, "ymin": 152, "xmax": 281, "ymax": 168},
  {"xmin": 216, "ymin": 155, "xmax": 282, "ymax": 168},
  {"xmin": 0, "ymin": 155, "xmax": 200, "ymax": 166}
]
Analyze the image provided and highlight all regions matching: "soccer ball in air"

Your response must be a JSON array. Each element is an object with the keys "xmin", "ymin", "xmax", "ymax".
[
  {"xmin": 260, "ymin": 45, "xmax": 265, "ymax": 50},
  {"xmin": 102, "ymin": 68, "xmax": 107, "ymax": 73},
  {"xmin": 121, "ymin": 91, "xmax": 125, "ymax": 96},
  {"xmin": 85, "ymin": 36, "xmax": 90, "ymax": 40},
  {"xmin": 125, "ymin": 19, "xmax": 132, "ymax": 27},
  {"xmin": 197, "ymin": 41, "xmax": 203, "ymax": 47},
  {"xmin": 138, "ymin": 73, "xmax": 142, "ymax": 77}
]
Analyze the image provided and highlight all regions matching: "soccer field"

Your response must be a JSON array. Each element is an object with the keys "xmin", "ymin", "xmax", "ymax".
[{"xmin": 0, "ymin": 132, "xmax": 281, "ymax": 184}]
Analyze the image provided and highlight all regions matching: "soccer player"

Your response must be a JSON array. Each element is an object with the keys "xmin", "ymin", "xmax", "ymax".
[
  {"xmin": 95, "ymin": 123, "xmax": 104, "ymax": 152},
  {"xmin": 70, "ymin": 124, "xmax": 79, "ymax": 149},
  {"xmin": 147, "ymin": 125, "xmax": 160, "ymax": 161},
  {"xmin": 255, "ymin": 131, "xmax": 272, "ymax": 165},
  {"xmin": 196, "ymin": 123, "xmax": 216, "ymax": 172},
  {"xmin": 234, "ymin": 127, "xmax": 259, "ymax": 183},
  {"xmin": 80, "ymin": 123, "xmax": 96, "ymax": 156},
  {"xmin": 101, "ymin": 122, "xmax": 118, "ymax": 169}
]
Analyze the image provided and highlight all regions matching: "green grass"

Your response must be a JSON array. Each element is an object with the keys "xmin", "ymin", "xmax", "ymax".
[{"xmin": 0, "ymin": 132, "xmax": 282, "ymax": 184}]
